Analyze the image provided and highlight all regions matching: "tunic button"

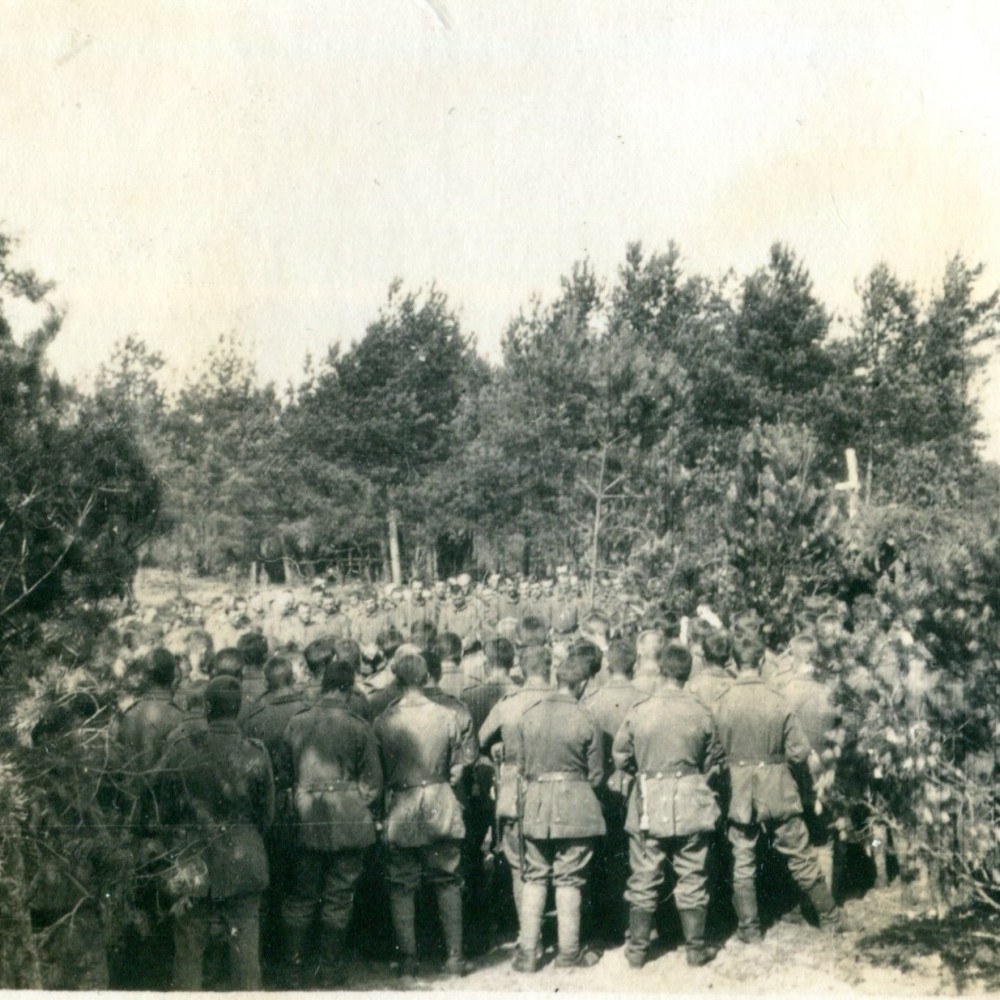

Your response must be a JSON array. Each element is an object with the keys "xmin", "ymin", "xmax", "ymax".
[{"xmin": 675, "ymin": 771, "xmax": 683, "ymax": 779}]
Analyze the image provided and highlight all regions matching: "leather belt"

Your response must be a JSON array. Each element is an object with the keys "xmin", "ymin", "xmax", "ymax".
[
  {"xmin": 527, "ymin": 771, "xmax": 587, "ymax": 783},
  {"xmin": 394, "ymin": 779, "xmax": 449, "ymax": 790},
  {"xmin": 732, "ymin": 755, "xmax": 786, "ymax": 767},
  {"xmin": 300, "ymin": 781, "xmax": 357, "ymax": 792},
  {"xmin": 641, "ymin": 764, "xmax": 700, "ymax": 779}
]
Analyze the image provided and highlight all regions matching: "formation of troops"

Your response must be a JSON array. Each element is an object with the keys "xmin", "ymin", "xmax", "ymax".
[{"xmin": 98, "ymin": 568, "xmax": 921, "ymax": 990}]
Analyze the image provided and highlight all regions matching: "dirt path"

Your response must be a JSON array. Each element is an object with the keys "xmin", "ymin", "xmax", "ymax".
[{"xmin": 327, "ymin": 891, "xmax": 986, "ymax": 996}]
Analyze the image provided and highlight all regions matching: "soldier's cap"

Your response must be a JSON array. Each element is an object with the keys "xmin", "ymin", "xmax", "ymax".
[
  {"xmin": 659, "ymin": 642, "xmax": 693, "ymax": 680},
  {"xmin": 556, "ymin": 564, "xmax": 569, "ymax": 576},
  {"xmin": 552, "ymin": 605, "xmax": 578, "ymax": 634},
  {"xmin": 205, "ymin": 675, "xmax": 242, "ymax": 718},
  {"xmin": 456, "ymin": 572, "xmax": 472, "ymax": 589},
  {"xmin": 817, "ymin": 612, "xmax": 843, "ymax": 627},
  {"xmin": 310, "ymin": 579, "xmax": 325, "ymax": 592},
  {"xmin": 392, "ymin": 651, "xmax": 428, "ymax": 687}
]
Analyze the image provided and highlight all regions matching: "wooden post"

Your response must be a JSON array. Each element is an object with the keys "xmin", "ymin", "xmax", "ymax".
[
  {"xmin": 388, "ymin": 509, "xmax": 402, "ymax": 586},
  {"xmin": 835, "ymin": 447, "xmax": 861, "ymax": 519}
]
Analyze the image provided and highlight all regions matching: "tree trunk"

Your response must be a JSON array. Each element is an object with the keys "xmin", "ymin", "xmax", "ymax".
[{"xmin": 388, "ymin": 509, "xmax": 402, "ymax": 586}]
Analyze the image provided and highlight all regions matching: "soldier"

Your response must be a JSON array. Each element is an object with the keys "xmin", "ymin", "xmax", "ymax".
[
  {"xmin": 436, "ymin": 631, "xmax": 466, "ymax": 699},
  {"xmin": 712, "ymin": 632, "xmax": 847, "ymax": 942},
  {"xmin": 782, "ymin": 643, "xmax": 843, "ymax": 894},
  {"xmin": 241, "ymin": 653, "xmax": 311, "ymax": 975},
  {"xmin": 114, "ymin": 647, "xmax": 184, "ymax": 778},
  {"xmin": 477, "ymin": 645, "xmax": 552, "ymax": 925},
  {"xmin": 613, "ymin": 644, "xmax": 724, "ymax": 968},
  {"xmin": 155, "ymin": 676, "xmax": 275, "ymax": 990},
  {"xmin": 303, "ymin": 636, "xmax": 373, "ymax": 719},
  {"xmin": 280, "ymin": 658, "xmax": 383, "ymax": 986},
  {"xmin": 237, "ymin": 631, "xmax": 270, "ymax": 715},
  {"xmin": 462, "ymin": 637, "xmax": 518, "ymax": 734},
  {"xmin": 687, "ymin": 629, "xmax": 735, "ymax": 706},
  {"xmin": 374, "ymin": 653, "xmax": 469, "ymax": 978},
  {"xmin": 633, "ymin": 627, "xmax": 666, "ymax": 695},
  {"xmin": 509, "ymin": 646, "xmax": 606, "ymax": 972},
  {"xmin": 581, "ymin": 637, "xmax": 644, "ymax": 942}
]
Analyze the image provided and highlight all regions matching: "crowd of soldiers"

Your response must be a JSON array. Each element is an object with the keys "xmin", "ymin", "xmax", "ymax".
[{"xmin": 103, "ymin": 568, "xmax": 901, "ymax": 990}]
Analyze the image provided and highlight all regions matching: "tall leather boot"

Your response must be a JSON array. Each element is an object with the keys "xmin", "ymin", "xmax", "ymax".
[
  {"xmin": 389, "ymin": 892, "xmax": 419, "ymax": 977},
  {"xmin": 436, "ymin": 884, "xmax": 468, "ymax": 976},
  {"xmin": 513, "ymin": 882, "xmax": 547, "ymax": 972},
  {"xmin": 318, "ymin": 925, "xmax": 347, "ymax": 986},
  {"xmin": 678, "ymin": 907, "xmax": 717, "ymax": 967},
  {"xmin": 806, "ymin": 880, "xmax": 849, "ymax": 933},
  {"xmin": 283, "ymin": 923, "xmax": 309, "ymax": 989},
  {"xmin": 624, "ymin": 907, "xmax": 654, "ymax": 969},
  {"xmin": 732, "ymin": 882, "xmax": 762, "ymax": 944},
  {"xmin": 553, "ymin": 886, "xmax": 601, "ymax": 968}
]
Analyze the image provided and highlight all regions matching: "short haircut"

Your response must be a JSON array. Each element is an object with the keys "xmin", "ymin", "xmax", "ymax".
[
  {"xmin": 732, "ymin": 633, "xmax": 765, "ymax": 670},
  {"xmin": 485, "ymin": 637, "xmax": 515, "ymax": 671},
  {"xmin": 423, "ymin": 650, "xmax": 443, "ymax": 683},
  {"xmin": 636, "ymin": 628, "xmax": 665, "ymax": 658},
  {"xmin": 605, "ymin": 639, "xmax": 636, "ymax": 675},
  {"xmin": 333, "ymin": 638, "xmax": 362, "ymax": 671},
  {"xmin": 581, "ymin": 611, "xmax": 610, "ymax": 641},
  {"xmin": 393, "ymin": 653, "xmax": 428, "ymax": 688},
  {"xmin": 322, "ymin": 659, "xmax": 356, "ymax": 693},
  {"xmin": 205, "ymin": 676, "xmax": 241, "ymax": 720},
  {"xmin": 304, "ymin": 637, "xmax": 336, "ymax": 676},
  {"xmin": 264, "ymin": 653, "xmax": 295, "ymax": 691},
  {"xmin": 518, "ymin": 615, "xmax": 548, "ymax": 648},
  {"xmin": 147, "ymin": 647, "xmax": 177, "ymax": 688},
  {"xmin": 701, "ymin": 630, "xmax": 731, "ymax": 666},
  {"xmin": 435, "ymin": 632, "xmax": 462, "ymax": 663},
  {"xmin": 556, "ymin": 652, "xmax": 591, "ymax": 687},
  {"xmin": 211, "ymin": 647, "xmax": 244, "ymax": 678},
  {"xmin": 520, "ymin": 645, "xmax": 551, "ymax": 678},
  {"xmin": 237, "ymin": 631, "xmax": 269, "ymax": 667},
  {"xmin": 411, "ymin": 620, "xmax": 438, "ymax": 649},
  {"xmin": 659, "ymin": 643, "xmax": 693, "ymax": 681},
  {"xmin": 569, "ymin": 639, "xmax": 602, "ymax": 678},
  {"xmin": 377, "ymin": 627, "xmax": 403, "ymax": 657}
]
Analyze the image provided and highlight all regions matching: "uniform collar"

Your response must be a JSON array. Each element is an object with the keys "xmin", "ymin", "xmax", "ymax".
[
  {"xmin": 318, "ymin": 690, "xmax": 351, "ymax": 707},
  {"xmin": 522, "ymin": 677, "xmax": 550, "ymax": 690},
  {"xmin": 734, "ymin": 673, "xmax": 765, "ymax": 685}
]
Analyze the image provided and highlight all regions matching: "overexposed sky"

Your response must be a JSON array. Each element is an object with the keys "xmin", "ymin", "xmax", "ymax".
[{"xmin": 4, "ymin": 1, "xmax": 1000, "ymax": 454}]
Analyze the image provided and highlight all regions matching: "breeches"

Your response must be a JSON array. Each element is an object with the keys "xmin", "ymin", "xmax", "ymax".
[
  {"xmin": 172, "ymin": 893, "xmax": 261, "ymax": 991},
  {"xmin": 625, "ymin": 831, "xmax": 710, "ymax": 912},
  {"xmin": 522, "ymin": 837, "xmax": 595, "ymax": 888},
  {"xmin": 283, "ymin": 847, "xmax": 367, "ymax": 931},
  {"xmin": 729, "ymin": 816, "xmax": 823, "ymax": 891},
  {"xmin": 386, "ymin": 841, "xmax": 463, "ymax": 894}
]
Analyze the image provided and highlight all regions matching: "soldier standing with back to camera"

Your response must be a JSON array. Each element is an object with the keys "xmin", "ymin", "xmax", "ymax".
[
  {"xmin": 279, "ymin": 657, "xmax": 383, "ymax": 987},
  {"xmin": 613, "ymin": 643, "xmax": 724, "ymax": 968},
  {"xmin": 374, "ymin": 652, "xmax": 469, "ymax": 978},
  {"xmin": 154, "ymin": 675, "xmax": 275, "ymax": 991},
  {"xmin": 712, "ymin": 631, "xmax": 847, "ymax": 942},
  {"xmin": 509, "ymin": 645, "xmax": 606, "ymax": 972}
]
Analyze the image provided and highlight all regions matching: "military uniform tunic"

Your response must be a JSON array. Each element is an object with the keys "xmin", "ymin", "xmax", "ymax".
[
  {"xmin": 612, "ymin": 686, "xmax": 723, "ymax": 911},
  {"xmin": 711, "ymin": 674, "xmax": 825, "ymax": 899},
  {"xmin": 155, "ymin": 719, "xmax": 275, "ymax": 990},
  {"xmin": 509, "ymin": 691, "xmax": 606, "ymax": 886},
  {"xmin": 281, "ymin": 691, "xmax": 383, "ymax": 931}
]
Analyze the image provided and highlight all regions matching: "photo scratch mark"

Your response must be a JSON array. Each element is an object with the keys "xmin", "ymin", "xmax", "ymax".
[
  {"xmin": 411, "ymin": 0, "xmax": 452, "ymax": 33},
  {"xmin": 55, "ymin": 31, "xmax": 93, "ymax": 68}
]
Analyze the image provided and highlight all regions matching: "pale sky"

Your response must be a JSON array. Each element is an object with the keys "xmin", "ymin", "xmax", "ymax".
[{"xmin": 4, "ymin": 1, "xmax": 1000, "ymax": 456}]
